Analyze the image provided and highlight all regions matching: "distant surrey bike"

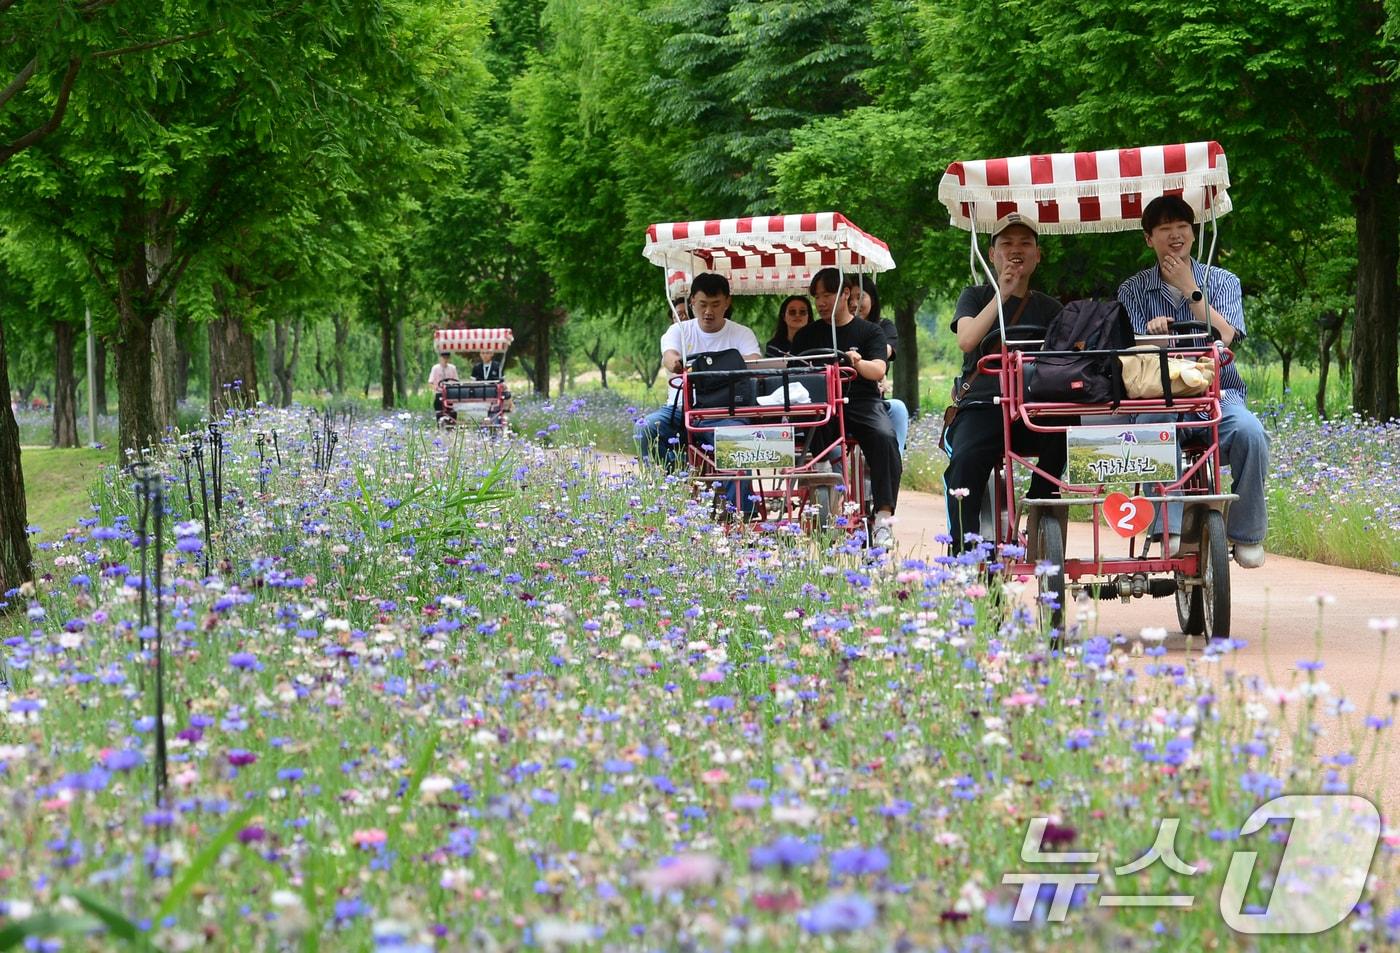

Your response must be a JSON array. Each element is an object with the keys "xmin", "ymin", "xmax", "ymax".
[
  {"xmin": 432, "ymin": 327, "xmax": 515, "ymax": 436},
  {"xmin": 937, "ymin": 142, "xmax": 1237, "ymax": 638},
  {"xmin": 642, "ymin": 212, "xmax": 895, "ymax": 540}
]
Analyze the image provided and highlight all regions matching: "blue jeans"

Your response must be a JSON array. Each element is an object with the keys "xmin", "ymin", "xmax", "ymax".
[
  {"xmin": 886, "ymin": 398, "xmax": 909, "ymax": 457},
  {"xmin": 635, "ymin": 403, "xmax": 685, "ymax": 471},
  {"xmin": 1115, "ymin": 402, "xmax": 1269, "ymax": 544},
  {"xmin": 634, "ymin": 405, "xmax": 754, "ymax": 515}
]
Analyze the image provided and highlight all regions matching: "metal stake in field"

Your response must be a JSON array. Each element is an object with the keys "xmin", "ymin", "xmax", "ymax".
[
  {"xmin": 134, "ymin": 466, "xmax": 169, "ymax": 805},
  {"xmin": 255, "ymin": 432, "xmax": 268, "ymax": 496},
  {"xmin": 190, "ymin": 434, "xmax": 212, "ymax": 578},
  {"xmin": 207, "ymin": 422, "xmax": 225, "ymax": 521}
]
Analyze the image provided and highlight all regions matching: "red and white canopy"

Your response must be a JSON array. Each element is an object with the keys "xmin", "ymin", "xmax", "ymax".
[
  {"xmin": 643, "ymin": 212, "xmax": 895, "ymax": 294},
  {"xmin": 434, "ymin": 328, "xmax": 514, "ymax": 354},
  {"xmin": 938, "ymin": 142, "xmax": 1231, "ymax": 235}
]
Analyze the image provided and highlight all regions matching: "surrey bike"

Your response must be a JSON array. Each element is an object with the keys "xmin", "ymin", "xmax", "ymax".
[
  {"xmin": 937, "ymin": 142, "xmax": 1236, "ymax": 637},
  {"xmin": 641, "ymin": 212, "xmax": 896, "ymax": 538}
]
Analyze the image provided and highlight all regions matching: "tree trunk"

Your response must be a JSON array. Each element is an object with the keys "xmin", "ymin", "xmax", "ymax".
[
  {"xmin": 893, "ymin": 301, "xmax": 920, "ymax": 417},
  {"xmin": 1317, "ymin": 312, "xmax": 1341, "ymax": 418},
  {"xmin": 0, "ymin": 315, "xmax": 34, "ymax": 601},
  {"xmin": 531, "ymin": 306, "xmax": 550, "ymax": 397},
  {"xmin": 115, "ymin": 197, "xmax": 161, "ymax": 458},
  {"xmin": 93, "ymin": 334, "xmax": 108, "ymax": 416},
  {"xmin": 208, "ymin": 285, "xmax": 260, "ymax": 414},
  {"xmin": 379, "ymin": 318, "xmax": 395, "ymax": 409},
  {"xmin": 151, "ymin": 313, "xmax": 180, "ymax": 428},
  {"xmin": 1351, "ymin": 130, "xmax": 1400, "ymax": 420},
  {"xmin": 331, "ymin": 311, "xmax": 348, "ymax": 395},
  {"xmin": 1281, "ymin": 353, "xmax": 1292, "ymax": 392},
  {"xmin": 52, "ymin": 321, "xmax": 78, "ymax": 448},
  {"xmin": 393, "ymin": 319, "xmax": 408, "ymax": 401},
  {"xmin": 271, "ymin": 319, "xmax": 300, "ymax": 407}
]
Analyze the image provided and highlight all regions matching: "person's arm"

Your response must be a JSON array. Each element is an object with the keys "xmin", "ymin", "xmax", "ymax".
[
  {"xmin": 1154, "ymin": 257, "xmax": 1238, "ymax": 346},
  {"xmin": 845, "ymin": 325, "xmax": 888, "ymax": 382},
  {"xmin": 955, "ymin": 255, "xmax": 1029, "ymax": 352},
  {"xmin": 660, "ymin": 325, "xmax": 685, "ymax": 374}
]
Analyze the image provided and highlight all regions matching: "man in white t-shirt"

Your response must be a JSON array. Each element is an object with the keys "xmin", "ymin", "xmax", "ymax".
[{"xmin": 634, "ymin": 273, "xmax": 761, "ymax": 473}]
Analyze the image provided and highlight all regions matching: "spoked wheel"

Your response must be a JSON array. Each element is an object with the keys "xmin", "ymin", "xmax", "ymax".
[
  {"xmin": 1199, "ymin": 509, "xmax": 1231, "ymax": 638},
  {"xmin": 1176, "ymin": 509, "xmax": 1230, "ymax": 637},
  {"xmin": 1035, "ymin": 512, "xmax": 1066, "ymax": 634}
]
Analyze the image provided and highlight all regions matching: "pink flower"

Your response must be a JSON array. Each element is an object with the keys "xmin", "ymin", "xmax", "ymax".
[
  {"xmin": 698, "ymin": 670, "xmax": 724, "ymax": 683},
  {"xmin": 1002, "ymin": 691, "xmax": 1041, "ymax": 709},
  {"xmin": 701, "ymin": 768, "xmax": 730, "ymax": 785},
  {"xmin": 639, "ymin": 853, "xmax": 724, "ymax": 892},
  {"xmin": 351, "ymin": 828, "xmax": 388, "ymax": 849}
]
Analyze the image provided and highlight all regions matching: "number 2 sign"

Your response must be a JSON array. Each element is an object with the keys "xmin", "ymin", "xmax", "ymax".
[{"xmin": 1103, "ymin": 492, "xmax": 1155, "ymax": 537}]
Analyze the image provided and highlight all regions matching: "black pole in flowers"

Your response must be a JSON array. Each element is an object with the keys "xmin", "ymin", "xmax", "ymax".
[
  {"xmin": 191, "ymin": 434, "xmax": 212, "ymax": 578},
  {"xmin": 207, "ymin": 422, "xmax": 224, "ymax": 522},
  {"xmin": 255, "ymin": 432, "xmax": 267, "ymax": 496},
  {"xmin": 134, "ymin": 466, "xmax": 169, "ymax": 805}
]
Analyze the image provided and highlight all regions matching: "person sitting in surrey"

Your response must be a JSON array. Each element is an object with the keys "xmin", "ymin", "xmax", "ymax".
[
  {"xmin": 850, "ymin": 279, "xmax": 909, "ymax": 458},
  {"xmin": 428, "ymin": 351, "xmax": 459, "ymax": 422},
  {"xmin": 791, "ymin": 267, "xmax": 902, "ymax": 548},
  {"xmin": 471, "ymin": 349, "xmax": 514, "ymax": 416},
  {"xmin": 633, "ymin": 272, "xmax": 762, "ymax": 471},
  {"xmin": 765, "ymin": 294, "xmax": 814, "ymax": 357},
  {"xmin": 942, "ymin": 213, "xmax": 1067, "ymax": 555},
  {"xmin": 1117, "ymin": 194, "xmax": 1269, "ymax": 567}
]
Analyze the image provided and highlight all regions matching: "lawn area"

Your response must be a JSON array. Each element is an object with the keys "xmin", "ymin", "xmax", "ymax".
[{"xmin": 18, "ymin": 446, "xmax": 110, "ymax": 539}]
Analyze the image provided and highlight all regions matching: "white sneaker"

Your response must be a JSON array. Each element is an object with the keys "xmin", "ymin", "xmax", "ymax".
[
  {"xmin": 871, "ymin": 515, "xmax": 895, "ymax": 549},
  {"xmin": 1233, "ymin": 542, "xmax": 1265, "ymax": 568}
]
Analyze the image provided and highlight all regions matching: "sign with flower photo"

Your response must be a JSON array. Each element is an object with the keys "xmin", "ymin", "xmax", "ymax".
[
  {"xmin": 712, "ymin": 426, "xmax": 796, "ymax": 472},
  {"xmin": 1066, "ymin": 424, "xmax": 1178, "ymax": 488}
]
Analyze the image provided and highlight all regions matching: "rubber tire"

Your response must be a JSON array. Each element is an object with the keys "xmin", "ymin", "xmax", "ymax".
[
  {"xmin": 1175, "ymin": 506, "xmax": 1206, "ymax": 636},
  {"xmin": 1200, "ymin": 509, "xmax": 1231, "ymax": 639},
  {"xmin": 1036, "ymin": 515, "xmax": 1066, "ymax": 633}
]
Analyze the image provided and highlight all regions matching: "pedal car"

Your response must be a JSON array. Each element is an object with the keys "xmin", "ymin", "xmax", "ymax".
[
  {"xmin": 938, "ymin": 142, "xmax": 1236, "ymax": 637},
  {"xmin": 642, "ymin": 212, "xmax": 896, "ymax": 536},
  {"xmin": 432, "ymin": 327, "xmax": 515, "ymax": 433}
]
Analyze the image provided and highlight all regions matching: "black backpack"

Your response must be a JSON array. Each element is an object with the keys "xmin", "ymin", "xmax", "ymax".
[
  {"xmin": 1024, "ymin": 299, "xmax": 1136, "ymax": 403},
  {"xmin": 686, "ymin": 349, "xmax": 756, "ymax": 411}
]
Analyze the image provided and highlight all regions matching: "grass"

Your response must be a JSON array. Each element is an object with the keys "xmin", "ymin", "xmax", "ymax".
[{"xmin": 18, "ymin": 447, "xmax": 108, "ymax": 538}]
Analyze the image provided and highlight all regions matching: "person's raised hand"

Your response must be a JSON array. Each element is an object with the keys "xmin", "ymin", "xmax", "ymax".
[{"xmin": 1158, "ymin": 254, "xmax": 1199, "ymax": 297}]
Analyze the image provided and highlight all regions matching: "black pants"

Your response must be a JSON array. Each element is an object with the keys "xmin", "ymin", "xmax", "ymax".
[
  {"xmin": 812, "ymin": 399, "xmax": 902, "ymax": 514},
  {"xmin": 944, "ymin": 405, "xmax": 1071, "ymax": 552}
]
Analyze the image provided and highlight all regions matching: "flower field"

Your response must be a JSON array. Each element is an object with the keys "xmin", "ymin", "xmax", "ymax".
[{"xmin": 2, "ymin": 404, "xmax": 1399, "ymax": 950}]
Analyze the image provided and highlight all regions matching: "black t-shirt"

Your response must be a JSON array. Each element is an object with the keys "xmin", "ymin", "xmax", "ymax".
[
  {"xmin": 791, "ymin": 318, "xmax": 889, "ymax": 403},
  {"xmin": 951, "ymin": 285, "xmax": 1062, "ymax": 404},
  {"xmin": 765, "ymin": 334, "xmax": 795, "ymax": 357}
]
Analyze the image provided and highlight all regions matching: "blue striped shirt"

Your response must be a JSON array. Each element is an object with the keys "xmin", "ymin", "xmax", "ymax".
[{"xmin": 1117, "ymin": 260, "xmax": 1247, "ymax": 404}]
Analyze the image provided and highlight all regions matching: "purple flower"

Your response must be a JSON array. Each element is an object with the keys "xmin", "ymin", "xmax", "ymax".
[
  {"xmin": 227, "ymin": 749, "xmax": 258, "ymax": 767},
  {"xmin": 102, "ymin": 749, "xmax": 143, "ymax": 772},
  {"xmin": 750, "ymin": 835, "xmax": 820, "ymax": 871},
  {"xmin": 228, "ymin": 652, "xmax": 260, "ymax": 671},
  {"xmin": 798, "ymin": 893, "xmax": 877, "ymax": 933},
  {"xmin": 237, "ymin": 825, "xmax": 266, "ymax": 844},
  {"xmin": 830, "ymin": 846, "xmax": 890, "ymax": 877}
]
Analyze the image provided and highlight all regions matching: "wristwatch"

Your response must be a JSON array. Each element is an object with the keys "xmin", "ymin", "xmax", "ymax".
[{"xmin": 1189, "ymin": 289, "xmax": 1204, "ymax": 303}]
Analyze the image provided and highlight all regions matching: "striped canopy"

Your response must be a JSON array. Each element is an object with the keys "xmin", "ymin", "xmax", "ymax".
[
  {"xmin": 938, "ymin": 142, "xmax": 1231, "ymax": 235},
  {"xmin": 434, "ymin": 328, "xmax": 514, "ymax": 354},
  {"xmin": 643, "ymin": 212, "xmax": 895, "ymax": 294}
]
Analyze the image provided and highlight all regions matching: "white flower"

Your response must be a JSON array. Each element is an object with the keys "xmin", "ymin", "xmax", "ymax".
[
  {"xmin": 1369, "ymin": 617, "xmax": 1398, "ymax": 635},
  {"xmin": 1139, "ymin": 626, "xmax": 1169, "ymax": 643}
]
